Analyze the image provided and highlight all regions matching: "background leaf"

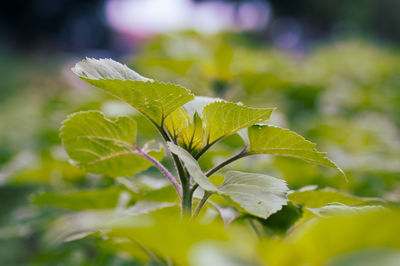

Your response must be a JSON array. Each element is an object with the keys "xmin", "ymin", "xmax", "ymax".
[
  {"xmin": 288, "ymin": 189, "xmax": 378, "ymax": 208},
  {"xmin": 32, "ymin": 187, "xmax": 125, "ymax": 210}
]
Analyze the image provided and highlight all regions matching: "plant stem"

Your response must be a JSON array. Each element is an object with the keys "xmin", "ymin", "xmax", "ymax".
[
  {"xmin": 205, "ymin": 147, "xmax": 248, "ymax": 177},
  {"xmin": 181, "ymin": 178, "xmax": 192, "ymax": 216},
  {"xmin": 157, "ymin": 126, "xmax": 192, "ymax": 216},
  {"xmin": 193, "ymin": 192, "xmax": 212, "ymax": 217},
  {"xmin": 190, "ymin": 147, "xmax": 249, "ymax": 214},
  {"xmin": 194, "ymin": 143, "xmax": 212, "ymax": 159},
  {"xmin": 134, "ymin": 147, "xmax": 182, "ymax": 198},
  {"xmin": 248, "ymin": 218, "xmax": 262, "ymax": 239}
]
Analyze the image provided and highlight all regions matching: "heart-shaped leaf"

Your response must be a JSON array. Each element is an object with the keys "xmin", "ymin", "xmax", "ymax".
[
  {"xmin": 219, "ymin": 171, "xmax": 289, "ymax": 219},
  {"xmin": 202, "ymin": 102, "xmax": 274, "ymax": 145},
  {"xmin": 72, "ymin": 58, "xmax": 194, "ymax": 127},
  {"xmin": 61, "ymin": 111, "xmax": 163, "ymax": 177},
  {"xmin": 247, "ymin": 125, "xmax": 345, "ymax": 177}
]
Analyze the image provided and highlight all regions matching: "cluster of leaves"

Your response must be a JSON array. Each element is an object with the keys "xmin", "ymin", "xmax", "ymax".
[
  {"xmin": 62, "ymin": 58, "xmax": 345, "ymax": 218},
  {"xmin": 28, "ymin": 57, "xmax": 396, "ymax": 265},
  {"xmin": 1, "ymin": 37, "xmax": 400, "ymax": 265},
  {"xmin": 132, "ymin": 34, "xmax": 400, "ymax": 196}
]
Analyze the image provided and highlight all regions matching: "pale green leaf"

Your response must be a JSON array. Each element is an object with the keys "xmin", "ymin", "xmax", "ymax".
[
  {"xmin": 72, "ymin": 58, "xmax": 194, "ymax": 126},
  {"xmin": 61, "ymin": 111, "xmax": 163, "ymax": 177},
  {"xmin": 122, "ymin": 201, "xmax": 177, "ymax": 216},
  {"xmin": 71, "ymin": 57, "xmax": 151, "ymax": 82},
  {"xmin": 202, "ymin": 102, "xmax": 274, "ymax": 144},
  {"xmin": 307, "ymin": 204, "xmax": 386, "ymax": 217},
  {"xmin": 219, "ymin": 171, "xmax": 289, "ymax": 219},
  {"xmin": 47, "ymin": 204, "xmax": 174, "ymax": 244},
  {"xmin": 183, "ymin": 96, "xmax": 221, "ymax": 118},
  {"xmin": 247, "ymin": 125, "xmax": 345, "ymax": 177},
  {"xmin": 167, "ymin": 142, "xmax": 218, "ymax": 192},
  {"xmin": 288, "ymin": 189, "xmax": 378, "ymax": 208}
]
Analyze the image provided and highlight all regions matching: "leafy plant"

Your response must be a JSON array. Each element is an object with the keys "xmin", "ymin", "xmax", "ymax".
[{"xmin": 61, "ymin": 58, "xmax": 344, "ymax": 219}]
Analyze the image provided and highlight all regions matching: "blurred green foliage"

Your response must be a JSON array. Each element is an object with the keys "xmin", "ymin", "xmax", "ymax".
[{"xmin": 0, "ymin": 32, "xmax": 399, "ymax": 265}]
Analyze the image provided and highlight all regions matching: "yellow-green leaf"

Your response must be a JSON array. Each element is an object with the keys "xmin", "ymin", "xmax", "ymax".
[
  {"xmin": 247, "ymin": 125, "xmax": 345, "ymax": 177},
  {"xmin": 178, "ymin": 112, "xmax": 204, "ymax": 152},
  {"xmin": 202, "ymin": 101, "xmax": 274, "ymax": 145},
  {"xmin": 164, "ymin": 108, "xmax": 191, "ymax": 140},
  {"xmin": 72, "ymin": 58, "xmax": 194, "ymax": 127},
  {"xmin": 60, "ymin": 111, "xmax": 163, "ymax": 177}
]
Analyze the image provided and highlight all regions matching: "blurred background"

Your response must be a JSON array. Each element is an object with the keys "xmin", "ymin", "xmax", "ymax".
[{"xmin": 1, "ymin": 0, "xmax": 400, "ymax": 265}]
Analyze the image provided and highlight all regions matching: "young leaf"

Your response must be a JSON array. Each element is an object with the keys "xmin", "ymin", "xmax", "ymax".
[
  {"xmin": 61, "ymin": 111, "xmax": 163, "ymax": 177},
  {"xmin": 177, "ymin": 112, "xmax": 204, "ymax": 152},
  {"xmin": 167, "ymin": 142, "xmax": 218, "ymax": 192},
  {"xmin": 219, "ymin": 171, "xmax": 289, "ymax": 219},
  {"xmin": 72, "ymin": 58, "xmax": 194, "ymax": 127},
  {"xmin": 164, "ymin": 108, "xmax": 191, "ymax": 140},
  {"xmin": 247, "ymin": 125, "xmax": 345, "ymax": 177},
  {"xmin": 202, "ymin": 102, "xmax": 274, "ymax": 145}
]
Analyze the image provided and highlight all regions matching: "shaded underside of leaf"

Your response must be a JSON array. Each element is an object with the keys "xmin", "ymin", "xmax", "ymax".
[
  {"xmin": 72, "ymin": 57, "xmax": 151, "ymax": 82},
  {"xmin": 182, "ymin": 96, "xmax": 221, "ymax": 118}
]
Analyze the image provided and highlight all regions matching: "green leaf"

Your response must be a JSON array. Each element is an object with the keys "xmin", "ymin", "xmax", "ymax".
[
  {"xmin": 258, "ymin": 202, "xmax": 303, "ymax": 235},
  {"xmin": 32, "ymin": 187, "xmax": 125, "ymax": 210},
  {"xmin": 178, "ymin": 112, "xmax": 204, "ymax": 153},
  {"xmin": 202, "ymin": 101, "xmax": 274, "ymax": 144},
  {"xmin": 307, "ymin": 204, "xmax": 386, "ymax": 218},
  {"xmin": 107, "ymin": 212, "xmax": 229, "ymax": 265},
  {"xmin": 219, "ymin": 171, "xmax": 289, "ymax": 219},
  {"xmin": 164, "ymin": 108, "xmax": 191, "ymax": 140},
  {"xmin": 60, "ymin": 111, "xmax": 163, "ymax": 177},
  {"xmin": 288, "ymin": 189, "xmax": 377, "ymax": 208},
  {"xmin": 167, "ymin": 142, "xmax": 218, "ymax": 192},
  {"xmin": 121, "ymin": 201, "xmax": 177, "ymax": 216},
  {"xmin": 260, "ymin": 209, "xmax": 400, "ymax": 266},
  {"xmin": 72, "ymin": 58, "xmax": 194, "ymax": 127},
  {"xmin": 247, "ymin": 125, "xmax": 345, "ymax": 177}
]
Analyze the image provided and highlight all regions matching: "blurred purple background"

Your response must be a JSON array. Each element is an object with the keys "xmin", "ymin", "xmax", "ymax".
[{"xmin": 2, "ymin": 0, "xmax": 400, "ymax": 57}]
